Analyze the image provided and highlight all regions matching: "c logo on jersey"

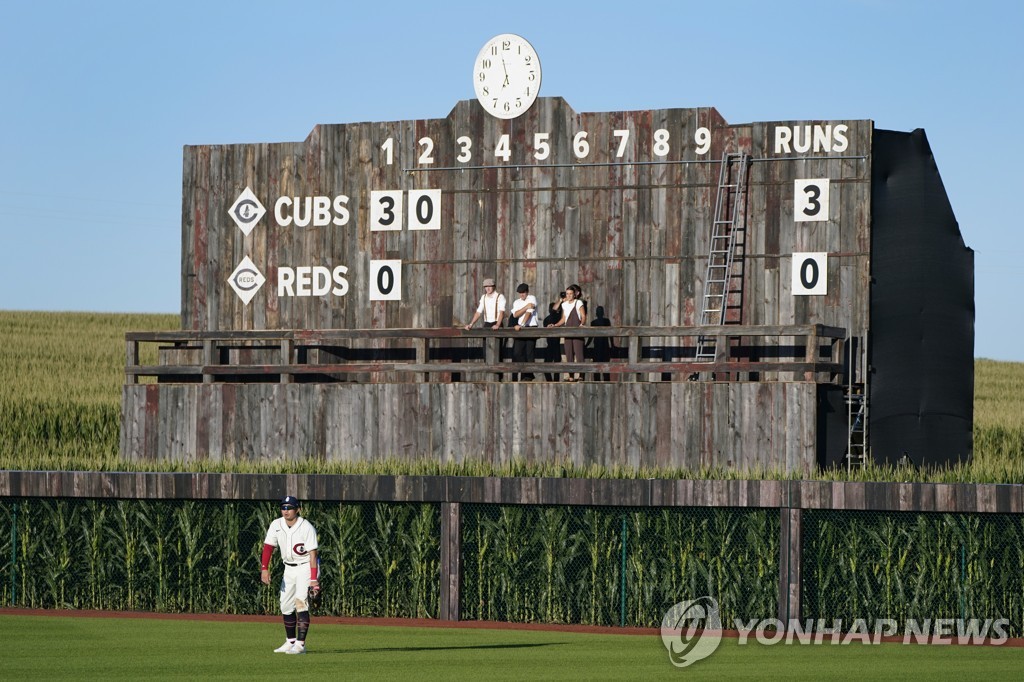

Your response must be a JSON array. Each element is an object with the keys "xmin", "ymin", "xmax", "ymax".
[{"xmin": 293, "ymin": 543, "xmax": 307, "ymax": 556}]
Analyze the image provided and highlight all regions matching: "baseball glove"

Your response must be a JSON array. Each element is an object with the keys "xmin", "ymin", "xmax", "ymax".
[{"xmin": 308, "ymin": 584, "xmax": 323, "ymax": 609}]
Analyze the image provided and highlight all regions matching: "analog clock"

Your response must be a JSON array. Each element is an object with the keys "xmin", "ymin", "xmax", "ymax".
[{"xmin": 473, "ymin": 34, "xmax": 541, "ymax": 120}]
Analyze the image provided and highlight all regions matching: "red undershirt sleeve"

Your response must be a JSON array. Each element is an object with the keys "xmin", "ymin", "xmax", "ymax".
[{"xmin": 261, "ymin": 543, "xmax": 273, "ymax": 570}]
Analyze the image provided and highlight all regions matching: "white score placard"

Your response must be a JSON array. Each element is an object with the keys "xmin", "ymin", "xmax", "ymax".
[
  {"xmin": 370, "ymin": 190, "xmax": 403, "ymax": 231},
  {"xmin": 407, "ymin": 189, "xmax": 441, "ymax": 230},
  {"xmin": 369, "ymin": 260, "xmax": 402, "ymax": 301},
  {"xmin": 792, "ymin": 253, "xmax": 828, "ymax": 296},
  {"xmin": 794, "ymin": 179, "xmax": 830, "ymax": 222}
]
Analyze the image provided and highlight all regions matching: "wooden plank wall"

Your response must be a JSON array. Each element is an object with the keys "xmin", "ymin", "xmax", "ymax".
[
  {"xmin": 181, "ymin": 100, "xmax": 871, "ymax": 342},
  {"xmin": 121, "ymin": 382, "xmax": 821, "ymax": 473},
  {"xmin": 171, "ymin": 101, "xmax": 873, "ymax": 470},
  {"xmin": 3, "ymin": 472, "xmax": 1021, "ymax": 514},
  {"xmin": 748, "ymin": 121, "xmax": 871, "ymax": 377}
]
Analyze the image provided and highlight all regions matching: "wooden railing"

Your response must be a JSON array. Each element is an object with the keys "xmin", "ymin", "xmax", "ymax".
[{"xmin": 125, "ymin": 324, "xmax": 847, "ymax": 384}]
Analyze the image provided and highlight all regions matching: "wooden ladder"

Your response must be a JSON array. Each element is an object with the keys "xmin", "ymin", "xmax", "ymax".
[{"xmin": 696, "ymin": 152, "xmax": 750, "ymax": 362}]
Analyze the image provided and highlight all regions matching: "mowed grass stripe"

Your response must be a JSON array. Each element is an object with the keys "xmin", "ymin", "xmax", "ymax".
[{"xmin": 1, "ymin": 614, "xmax": 1020, "ymax": 681}]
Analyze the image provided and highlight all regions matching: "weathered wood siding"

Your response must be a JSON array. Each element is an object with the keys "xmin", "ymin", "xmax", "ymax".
[
  {"xmin": 121, "ymin": 382, "xmax": 821, "ymax": 473},
  {"xmin": 3, "ymin": 471, "xmax": 1020, "ymax": 514},
  {"xmin": 181, "ymin": 99, "xmax": 871, "ymax": 340},
  {"xmin": 167, "ymin": 100, "xmax": 874, "ymax": 469}
]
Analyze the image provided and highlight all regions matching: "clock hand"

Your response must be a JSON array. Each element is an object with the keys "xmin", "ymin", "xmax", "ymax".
[{"xmin": 501, "ymin": 57, "xmax": 509, "ymax": 88}]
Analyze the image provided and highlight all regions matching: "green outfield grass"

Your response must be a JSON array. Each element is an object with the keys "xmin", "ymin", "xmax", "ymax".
[
  {"xmin": 0, "ymin": 614, "xmax": 1020, "ymax": 680},
  {"xmin": 1, "ymin": 310, "xmax": 1022, "ymax": 482}
]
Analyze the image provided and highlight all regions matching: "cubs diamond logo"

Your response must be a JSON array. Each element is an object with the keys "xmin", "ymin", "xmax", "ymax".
[
  {"xmin": 228, "ymin": 256, "xmax": 265, "ymax": 305},
  {"xmin": 228, "ymin": 186, "xmax": 266, "ymax": 235}
]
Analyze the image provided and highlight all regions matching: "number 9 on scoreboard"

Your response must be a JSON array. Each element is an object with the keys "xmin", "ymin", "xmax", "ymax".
[
  {"xmin": 369, "ymin": 260, "xmax": 402, "ymax": 301},
  {"xmin": 792, "ymin": 253, "xmax": 828, "ymax": 296}
]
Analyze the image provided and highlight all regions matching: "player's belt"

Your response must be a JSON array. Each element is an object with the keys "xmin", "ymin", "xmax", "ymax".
[{"xmin": 284, "ymin": 562, "xmax": 298, "ymax": 566}]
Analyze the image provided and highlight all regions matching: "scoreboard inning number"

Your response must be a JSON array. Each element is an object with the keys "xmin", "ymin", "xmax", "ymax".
[{"xmin": 378, "ymin": 127, "xmax": 713, "ymax": 166}]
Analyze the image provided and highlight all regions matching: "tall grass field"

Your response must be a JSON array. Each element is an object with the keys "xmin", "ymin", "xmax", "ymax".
[
  {"xmin": 0, "ymin": 615, "xmax": 1019, "ymax": 681},
  {"xmin": 1, "ymin": 310, "xmax": 1022, "ymax": 482}
]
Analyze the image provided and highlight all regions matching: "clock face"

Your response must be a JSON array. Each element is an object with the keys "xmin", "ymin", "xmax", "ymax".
[{"xmin": 473, "ymin": 34, "xmax": 541, "ymax": 120}]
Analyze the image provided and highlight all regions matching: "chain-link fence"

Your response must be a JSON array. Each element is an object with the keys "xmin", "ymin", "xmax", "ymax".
[
  {"xmin": 802, "ymin": 509, "xmax": 1024, "ymax": 637},
  {"xmin": 2, "ymin": 497, "xmax": 1023, "ymax": 635}
]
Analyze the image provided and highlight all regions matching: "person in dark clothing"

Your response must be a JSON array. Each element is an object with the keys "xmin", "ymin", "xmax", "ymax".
[
  {"xmin": 589, "ymin": 305, "xmax": 615, "ymax": 381},
  {"xmin": 542, "ymin": 293, "xmax": 564, "ymax": 381}
]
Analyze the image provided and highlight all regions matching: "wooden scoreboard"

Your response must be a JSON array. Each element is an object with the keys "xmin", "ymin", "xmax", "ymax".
[
  {"xmin": 184, "ymin": 102, "xmax": 869, "ymax": 335},
  {"xmin": 123, "ymin": 37, "xmax": 973, "ymax": 471}
]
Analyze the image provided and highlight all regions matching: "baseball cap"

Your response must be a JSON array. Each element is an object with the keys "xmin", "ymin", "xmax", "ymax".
[
  {"xmin": 516, "ymin": 283, "xmax": 529, "ymax": 293},
  {"xmin": 280, "ymin": 495, "xmax": 300, "ymax": 508}
]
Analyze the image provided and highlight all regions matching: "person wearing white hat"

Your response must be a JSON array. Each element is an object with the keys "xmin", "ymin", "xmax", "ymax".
[{"xmin": 464, "ymin": 278, "xmax": 506, "ymax": 329}]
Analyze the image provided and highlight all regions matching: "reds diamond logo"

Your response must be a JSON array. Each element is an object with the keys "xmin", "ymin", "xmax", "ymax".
[
  {"xmin": 228, "ymin": 256, "xmax": 265, "ymax": 305},
  {"xmin": 228, "ymin": 186, "xmax": 266, "ymax": 235}
]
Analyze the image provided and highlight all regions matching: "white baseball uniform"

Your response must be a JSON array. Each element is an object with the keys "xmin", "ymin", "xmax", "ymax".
[{"xmin": 264, "ymin": 516, "xmax": 319, "ymax": 613}]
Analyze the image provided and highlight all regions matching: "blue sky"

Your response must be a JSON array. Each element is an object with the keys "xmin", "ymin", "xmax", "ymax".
[{"xmin": 1, "ymin": 1, "xmax": 1021, "ymax": 361}]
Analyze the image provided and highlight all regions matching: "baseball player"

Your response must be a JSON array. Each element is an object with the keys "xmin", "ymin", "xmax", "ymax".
[{"xmin": 260, "ymin": 495, "xmax": 319, "ymax": 654}]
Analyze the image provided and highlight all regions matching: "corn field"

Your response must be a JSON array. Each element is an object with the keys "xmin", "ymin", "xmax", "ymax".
[
  {"xmin": 461, "ymin": 505, "xmax": 778, "ymax": 627},
  {"xmin": 802, "ymin": 510, "xmax": 1024, "ymax": 635},
  {"xmin": 0, "ymin": 497, "xmax": 778, "ymax": 627},
  {"xmin": 3, "ymin": 497, "xmax": 1022, "ymax": 634},
  {"xmin": 0, "ymin": 498, "xmax": 438, "ymax": 619}
]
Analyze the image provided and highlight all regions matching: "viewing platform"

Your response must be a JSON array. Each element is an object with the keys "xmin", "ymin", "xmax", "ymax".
[
  {"xmin": 121, "ymin": 324, "xmax": 851, "ymax": 473},
  {"xmin": 125, "ymin": 323, "xmax": 847, "ymax": 385}
]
